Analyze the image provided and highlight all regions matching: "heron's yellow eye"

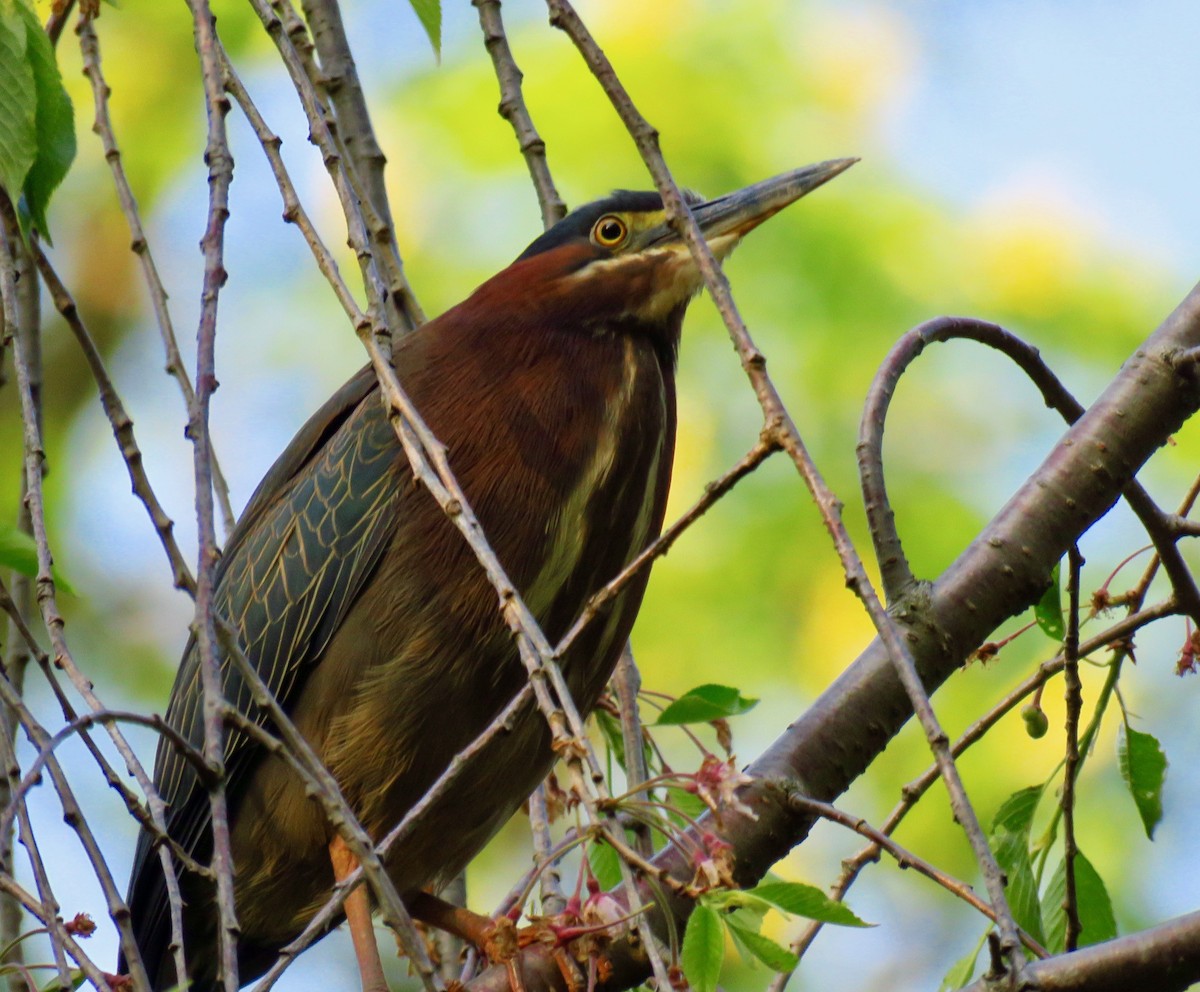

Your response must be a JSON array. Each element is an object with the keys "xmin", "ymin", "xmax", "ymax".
[{"xmin": 592, "ymin": 215, "xmax": 628, "ymax": 248}]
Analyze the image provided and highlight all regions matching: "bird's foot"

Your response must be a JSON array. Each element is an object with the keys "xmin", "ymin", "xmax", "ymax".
[{"xmin": 409, "ymin": 890, "xmax": 621, "ymax": 992}]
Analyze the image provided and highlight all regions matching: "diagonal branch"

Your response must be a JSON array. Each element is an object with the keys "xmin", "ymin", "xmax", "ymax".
[
  {"xmin": 297, "ymin": 0, "xmax": 425, "ymax": 332},
  {"xmin": 542, "ymin": 0, "xmax": 1025, "ymax": 977}
]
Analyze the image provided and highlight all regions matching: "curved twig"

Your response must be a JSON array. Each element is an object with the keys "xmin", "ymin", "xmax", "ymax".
[{"xmin": 858, "ymin": 315, "xmax": 1200, "ymax": 619}]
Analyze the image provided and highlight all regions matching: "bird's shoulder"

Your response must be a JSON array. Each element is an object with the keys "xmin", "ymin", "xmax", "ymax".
[{"xmin": 218, "ymin": 362, "xmax": 381, "ymax": 575}]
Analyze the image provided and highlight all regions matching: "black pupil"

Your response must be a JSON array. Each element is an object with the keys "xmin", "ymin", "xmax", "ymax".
[{"xmin": 599, "ymin": 220, "xmax": 623, "ymax": 242}]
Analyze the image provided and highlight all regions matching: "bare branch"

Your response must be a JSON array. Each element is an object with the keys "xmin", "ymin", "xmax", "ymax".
[
  {"xmin": 473, "ymin": 0, "xmax": 567, "ymax": 228},
  {"xmin": 540, "ymin": 1, "xmax": 1031, "ymax": 974},
  {"xmin": 1061, "ymin": 547, "xmax": 1084, "ymax": 951},
  {"xmin": 296, "ymin": 0, "xmax": 425, "ymax": 332},
  {"xmin": 79, "ymin": 19, "xmax": 236, "ymax": 536},
  {"xmin": 181, "ymin": 2, "xmax": 239, "ymax": 985},
  {"xmin": 787, "ymin": 794, "xmax": 1048, "ymax": 958}
]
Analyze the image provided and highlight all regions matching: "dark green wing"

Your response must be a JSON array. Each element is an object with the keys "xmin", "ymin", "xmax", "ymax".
[{"xmin": 126, "ymin": 364, "xmax": 401, "ymax": 981}]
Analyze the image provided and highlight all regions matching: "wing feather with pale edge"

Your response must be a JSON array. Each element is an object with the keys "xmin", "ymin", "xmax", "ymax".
[{"xmin": 125, "ymin": 364, "xmax": 401, "ymax": 981}]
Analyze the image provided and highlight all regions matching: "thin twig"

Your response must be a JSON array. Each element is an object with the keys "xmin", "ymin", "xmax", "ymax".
[
  {"xmin": 543, "ymin": 0, "xmax": 1024, "ymax": 977},
  {"xmin": 613, "ymin": 646, "xmax": 652, "ymax": 858},
  {"xmin": 555, "ymin": 435, "xmax": 778, "ymax": 659},
  {"xmin": 1062, "ymin": 548, "xmax": 1084, "ymax": 951},
  {"xmin": 31, "ymin": 244, "xmax": 196, "ymax": 593},
  {"xmin": 79, "ymin": 19, "xmax": 236, "ymax": 536},
  {"xmin": 296, "ymin": 0, "xmax": 424, "ymax": 332},
  {"xmin": 182, "ymin": 2, "xmax": 240, "ymax": 987},
  {"xmin": 529, "ymin": 787, "xmax": 567, "ymax": 917},
  {"xmin": 1129, "ymin": 471, "xmax": 1200, "ymax": 603},
  {"xmin": 787, "ymin": 794, "xmax": 1049, "ymax": 958},
  {"xmin": 0, "ymin": 177, "xmax": 39, "ymax": 992},
  {"xmin": 773, "ymin": 596, "xmax": 1177, "ymax": 982},
  {"xmin": 472, "ymin": 0, "xmax": 566, "ymax": 228}
]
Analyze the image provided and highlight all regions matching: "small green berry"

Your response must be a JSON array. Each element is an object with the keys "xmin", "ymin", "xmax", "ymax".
[{"xmin": 1022, "ymin": 704, "xmax": 1049, "ymax": 739}]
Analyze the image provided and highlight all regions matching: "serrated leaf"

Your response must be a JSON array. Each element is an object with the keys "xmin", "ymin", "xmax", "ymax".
[
  {"xmin": 1118, "ymin": 725, "xmax": 1167, "ymax": 840},
  {"xmin": 725, "ymin": 924, "xmax": 798, "ymax": 973},
  {"xmin": 656, "ymin": 684, "xmax": 759, "ymax": 725},
  {"xmin": 15, "ymin": 0, "xmax": 74, "ymax": 240},
  {"xmin": 991, "ymin": 826, "xmax": 1045, "ymax": 945},
  {"xmin": 1040, "ymin": 850, "xmax": 1116, "ymax": 952},
  {"xmin": 680, "ymin": 904, "xmax": 724, "ymax": 992},
  {"xmin": 746, "ymin": 881, "xmax": 871, "ymax": 927},
  {"xmin": 938, "ymin": 931, "xmax": 986, "ymax": 991},
  {"xmin": 990, "ymin": 785, "xmax": 1043, "ymax": 836},
  {"xmin": 0, "ymin": 2, "xmax": 36, "ymax": 206},
  {"xmin": 1035, "ymin": 562, "xmax": 1064, "ymax": 641},
  {"xmin": 0, "ymin": 524, "xmax": 75, "ymax": 595},
  {"xmin": 407, "ymin": 0, "xmax": 440, "ymax": 58}
]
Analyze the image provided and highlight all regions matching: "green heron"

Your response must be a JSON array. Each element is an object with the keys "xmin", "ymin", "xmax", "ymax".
[{"xmin": 123, "ymin": 159, "xmax": 852, "ymax": 991}]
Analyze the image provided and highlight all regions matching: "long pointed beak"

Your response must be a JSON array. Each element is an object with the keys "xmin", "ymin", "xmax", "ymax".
[{"xmin": 646, "ymin": 158, "xmax": 857, "ymax": 248}]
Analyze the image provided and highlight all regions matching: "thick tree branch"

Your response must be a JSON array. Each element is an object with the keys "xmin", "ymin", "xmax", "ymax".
[{"xmin": 960, "ymin": 910, "xmax": 1200, "ymax": 992}]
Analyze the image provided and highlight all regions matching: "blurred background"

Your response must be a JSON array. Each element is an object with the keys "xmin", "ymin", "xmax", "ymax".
[{"xmin": 4, "ymin": 0, "xmax": 1200, "ymax": 989}]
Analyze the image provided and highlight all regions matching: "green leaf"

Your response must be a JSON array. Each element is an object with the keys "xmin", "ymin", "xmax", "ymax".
[
  {"xmin": 1040, "ymin": 850, "xmax": 1117, "ymax": 952},
  {"xmin": 680, "ymin": 904, "xmax": 724, "ymax": 992},
  {"xmin": 746, "ymin": 881, "xmax": 871, "ymax": 927},
  {"xmin": 594, "ymin": 707, "xmax": 654, "ymax": 778},
  {"xmin": 38, "ymin": 968, "xmax": 85, "ymax": 991},
  {"xmin": 1118, "ymin": 725, "xmax": 1167, "ymax": 840},
  {"xmin": 1035, "ymin": 562, "xmax": 1064, "ymax": 641},
  {"xmin": 587, "ymin": 839, "xmax": 621, "ymax": 891},
  {"xmin": 407, "ymin": 0, "xmax": 440, "ymax": 58},
  {"xmin": 991, "ymin": 825, "xmax": 1045, "ymax": 945},
  {"xmin": 991, "ymin": 786, "xmax": 1051, "ymax": 930},
  {"xmin": 0, "ymin": 524, "xmax": 76, "ymax": 595},
  {"xmin": 0, "ymin": 1, "xmax": 36, "ymax": 206},
  {"xmin": 725, "ymin": 924, "xmax": 798, "ymax": 973},
  {"xmin": 938, "ymin": 931, "xmax": 986, "ymax": 991},
  {"xmin": 595, "ymin": 708, "xmax": 626, "ymax": 769},
  {"xmin": 990, "ymin": 785, "xmax": 1043, "ymax": 836},
  {"xmin": 665, "ymin": 785, "xmax": 709, "ymax": 822},
  {"xmin": 15, "ymin": 0, "xmax": 74, "ymax": 240},
  {"xmin": 656, "ymin": 684, "xmax": 759, "ymax": 725},
  {"xmin": 702, "ymin": 887, "xmax": 771, "ymax": 928}
]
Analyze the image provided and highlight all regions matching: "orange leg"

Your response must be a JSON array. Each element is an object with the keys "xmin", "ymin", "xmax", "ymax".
[
  {"xmin": 409, "ymin": 890, "xmax": 496, "ymax": 947},
  {"xmin": 330, "ymin": 835, "xmax": 390, "ymax": 992}
]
